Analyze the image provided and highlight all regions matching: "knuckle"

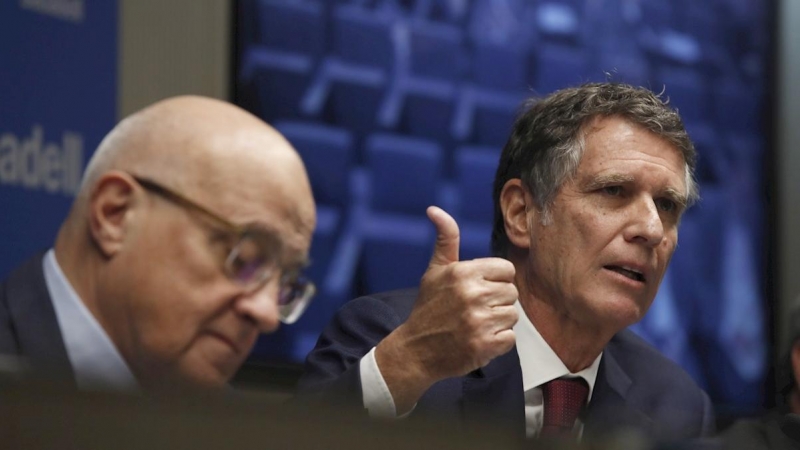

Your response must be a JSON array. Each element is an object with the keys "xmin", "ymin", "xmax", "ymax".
[
  {"xmin": 460, "ymin": 281, "xmax": 488, "ymax": 305},
  {"xmin": 508, "ymin": 283, "xmax": 519, "ymax": 300},
  {"xmin": 490, "ymin": 257, "xmax": 515, "ymax": 276},
  {"xmin": 509, "ymin": 308, "xmax": 519, "ymax": 324},
  {"xmin": 471, "ymin": 283, "xmax": 491, "ymax": 302},
  {"xmin": 499, "ymin": 258, "xmax": 515, "ymax": 273}
]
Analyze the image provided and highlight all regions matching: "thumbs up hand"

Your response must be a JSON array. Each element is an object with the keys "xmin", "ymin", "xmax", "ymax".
[{"xmin": 375, "ymin": 206, "xmax": 519, "ymax": 414}]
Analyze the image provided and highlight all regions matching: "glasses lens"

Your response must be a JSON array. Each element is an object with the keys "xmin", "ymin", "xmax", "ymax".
[
  {"xmin": 277, "ymin": 273, "xmax": 300, "ymax": 306},
  {"xmin": 225, "ymin": 234, "xmax": 275, "ymax": 286},
  {"xmin": 278, "ymin": 275, "xmax": 315, "ymax": 324}
]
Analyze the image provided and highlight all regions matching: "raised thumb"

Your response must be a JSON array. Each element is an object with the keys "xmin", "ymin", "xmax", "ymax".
[{"xmin": 427, "ymin": 206, "xmax": 460, "ymax": 267}]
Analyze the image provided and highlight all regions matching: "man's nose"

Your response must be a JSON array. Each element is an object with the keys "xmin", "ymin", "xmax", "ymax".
[
  {"xmin": 234, "ymin": 279, "xmax": 281, "ymax": 333},
  {"xmin": 624, "ymin": 196, "xmax": 665, "ymax": 248}
]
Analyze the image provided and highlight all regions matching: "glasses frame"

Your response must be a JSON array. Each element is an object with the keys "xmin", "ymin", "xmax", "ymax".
[{"xmin": 129, "ymin": 174, "xmax": 315, "ymax": 324}]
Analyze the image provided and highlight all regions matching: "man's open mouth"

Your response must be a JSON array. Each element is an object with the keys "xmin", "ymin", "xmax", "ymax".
[{"xmin": 605, "ymin": 265, "xmax": 645, "ymax": 282}]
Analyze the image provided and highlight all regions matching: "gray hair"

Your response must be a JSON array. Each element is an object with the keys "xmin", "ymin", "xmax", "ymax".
[{"xmin": 491, "ymin": 82, "xmax": 699, "ymax": 257}]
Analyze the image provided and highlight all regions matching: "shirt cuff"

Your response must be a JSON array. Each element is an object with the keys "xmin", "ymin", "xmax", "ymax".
[{"xmin": 360, "ymin": 347, "xmax": 414, "ymax": 419}]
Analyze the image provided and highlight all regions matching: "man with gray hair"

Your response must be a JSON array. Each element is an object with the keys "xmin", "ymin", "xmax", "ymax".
[
  {"xmin": 0, "ymin": 96, "xmax": 317, "ymax": 391},
  {"xmin": 300, "ymin": 83, "xmax": 713, "ymax": 443}
]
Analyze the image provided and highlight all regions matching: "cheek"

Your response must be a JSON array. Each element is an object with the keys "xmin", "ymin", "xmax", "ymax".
[
  {"xmin": 131, "ymin": 233, "xmax": 234, "ymax": 347},
  {"xmin": 134, "ymin": 287, "xmax": 238, "ymax": 368},
  {"xmin": 566, "ymin": 209, "xmax": 611, "ymax": 258},
  {"xmin": 157, "ymin": 221, "xmax": 227, "ymax": 288},
  {"xmin": 529, "ymin": 227, "xmax": 573, "ymax": 291}
]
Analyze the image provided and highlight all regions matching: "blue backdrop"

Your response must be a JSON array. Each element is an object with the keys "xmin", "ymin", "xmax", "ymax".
[{"xmin": 0, "ymin": 0, "xmax": 118, "ymax": 278}]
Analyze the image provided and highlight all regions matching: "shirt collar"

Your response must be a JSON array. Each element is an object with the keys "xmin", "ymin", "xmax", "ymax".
[
  {"xmin": 513, "ymin": 301, "xmax": 602, "ymax": 401},
  {"xmin": 42, "ymin": 249, "xmax": 138, "ymax": 391}
]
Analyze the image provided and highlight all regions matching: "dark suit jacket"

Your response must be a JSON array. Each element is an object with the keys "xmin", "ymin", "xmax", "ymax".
[
  {"xmin": 0, "ymin": 254, "xmax": 74, "ymax": 382},
  {"xmin": 299, "ymin": 288, "xmax": 715, "ymax": 442}
]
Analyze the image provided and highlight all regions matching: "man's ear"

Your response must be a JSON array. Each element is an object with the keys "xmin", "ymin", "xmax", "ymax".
[
  {"xmin": 500, "ymin": 179, "xmax": 535, "ymax": 250},
  {"xmin": 87, "ymin": 171, "xmax": 140, "ymax": 257}
]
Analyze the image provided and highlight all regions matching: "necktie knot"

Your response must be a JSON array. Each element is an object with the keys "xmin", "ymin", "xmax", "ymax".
[{"xmin": 541, "ymin": 377, "xmax": 589, "ymax": 437}]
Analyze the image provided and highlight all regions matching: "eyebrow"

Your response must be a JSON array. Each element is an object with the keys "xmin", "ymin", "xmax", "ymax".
[
  {"xmin": 584, "ymin": 174, "xmax": 689, "ymax": 210},
  {"xmin": 583, "ymin": 173, "xmax": 634, "ymax": 191}
]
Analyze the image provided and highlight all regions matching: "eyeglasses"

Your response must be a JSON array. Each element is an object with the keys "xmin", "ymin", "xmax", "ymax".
[{"xmin": 130, "ymin": 174, "xmax": 315, "ymax": 324}]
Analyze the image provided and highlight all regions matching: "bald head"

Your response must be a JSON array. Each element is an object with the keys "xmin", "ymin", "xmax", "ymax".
[
  {"xmin": 82, "ymin": 96, "xmax": 301, "ymax": 197},
  {"xmin": 53, "ymin": 96, "xmax": 317, "ymax": 389},
  {"xmin": 71, "ymin": 95, "xmax": 315, "ymax": 239}
]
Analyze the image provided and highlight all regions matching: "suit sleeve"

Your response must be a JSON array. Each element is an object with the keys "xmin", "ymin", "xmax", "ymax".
[{"xmin": 296, "ymin": 295, "xmax": 405, "ymax": 408}]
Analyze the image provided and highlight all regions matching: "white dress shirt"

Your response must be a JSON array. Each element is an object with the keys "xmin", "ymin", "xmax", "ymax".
[
  {"xmin": 360, "ymin": 300, "xmax": 602, "ymax": 437},
  {"xmin": 42, "ymin": 250, "xmax": 138, "ymax": 391}
]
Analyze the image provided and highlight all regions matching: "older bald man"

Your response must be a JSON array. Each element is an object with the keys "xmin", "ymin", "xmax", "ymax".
[{"xmin": 0, "ymin": 96, "xmax": 316, "ymax": 391}]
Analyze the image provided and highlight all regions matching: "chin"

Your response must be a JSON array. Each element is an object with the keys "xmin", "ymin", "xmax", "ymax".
[{"xmin": 587, "ymin": 296, "xmax": 649, "ymax": 330}]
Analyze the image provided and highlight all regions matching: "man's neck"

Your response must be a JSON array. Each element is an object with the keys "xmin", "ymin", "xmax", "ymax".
[
  {"xmin": 54, "ymin": 242, "xmax": 90, "ymax": 306},
  {"xmin": 518, "ymin": 297, "xmax": 609, "ymax": 373},
  {"xmin": 507, "ymin": 251, "xmax": 616, "ymax": 372}
]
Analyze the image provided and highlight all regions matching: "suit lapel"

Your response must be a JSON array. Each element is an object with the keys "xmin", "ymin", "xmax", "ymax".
[
  {"xmin": 458, "ymin": 337, "xmax": 658, "ymax": 439},
  {"xmin": 461, "ymin": 346, "xmax": 525, "ymax": 437},
  {"xmin": 584, "ymin": 344, "xmax": 654, "ymax": 437},
  {"xmin": 4, "ymin": 254, "xmax": 74, "ymax": 380}
]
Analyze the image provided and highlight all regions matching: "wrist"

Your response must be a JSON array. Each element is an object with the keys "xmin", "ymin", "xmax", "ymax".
[{"xmin": 376, "ymin": 325, "xmax": 437, "ymax": 414}]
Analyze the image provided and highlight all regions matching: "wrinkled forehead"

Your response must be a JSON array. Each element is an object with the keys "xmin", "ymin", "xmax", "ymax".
[
  {"xmin": 579, "ymin": 115, "xmax": 698, "ymax": 199},
  {"xmin": 573, "ymin": 118, "xmax": 689, "ymax": 202}
]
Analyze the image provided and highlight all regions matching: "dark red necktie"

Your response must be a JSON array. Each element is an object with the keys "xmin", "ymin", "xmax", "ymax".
[{"xmin": 540, "ymin": 378, "xmax": 589, "ymax": 438}]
